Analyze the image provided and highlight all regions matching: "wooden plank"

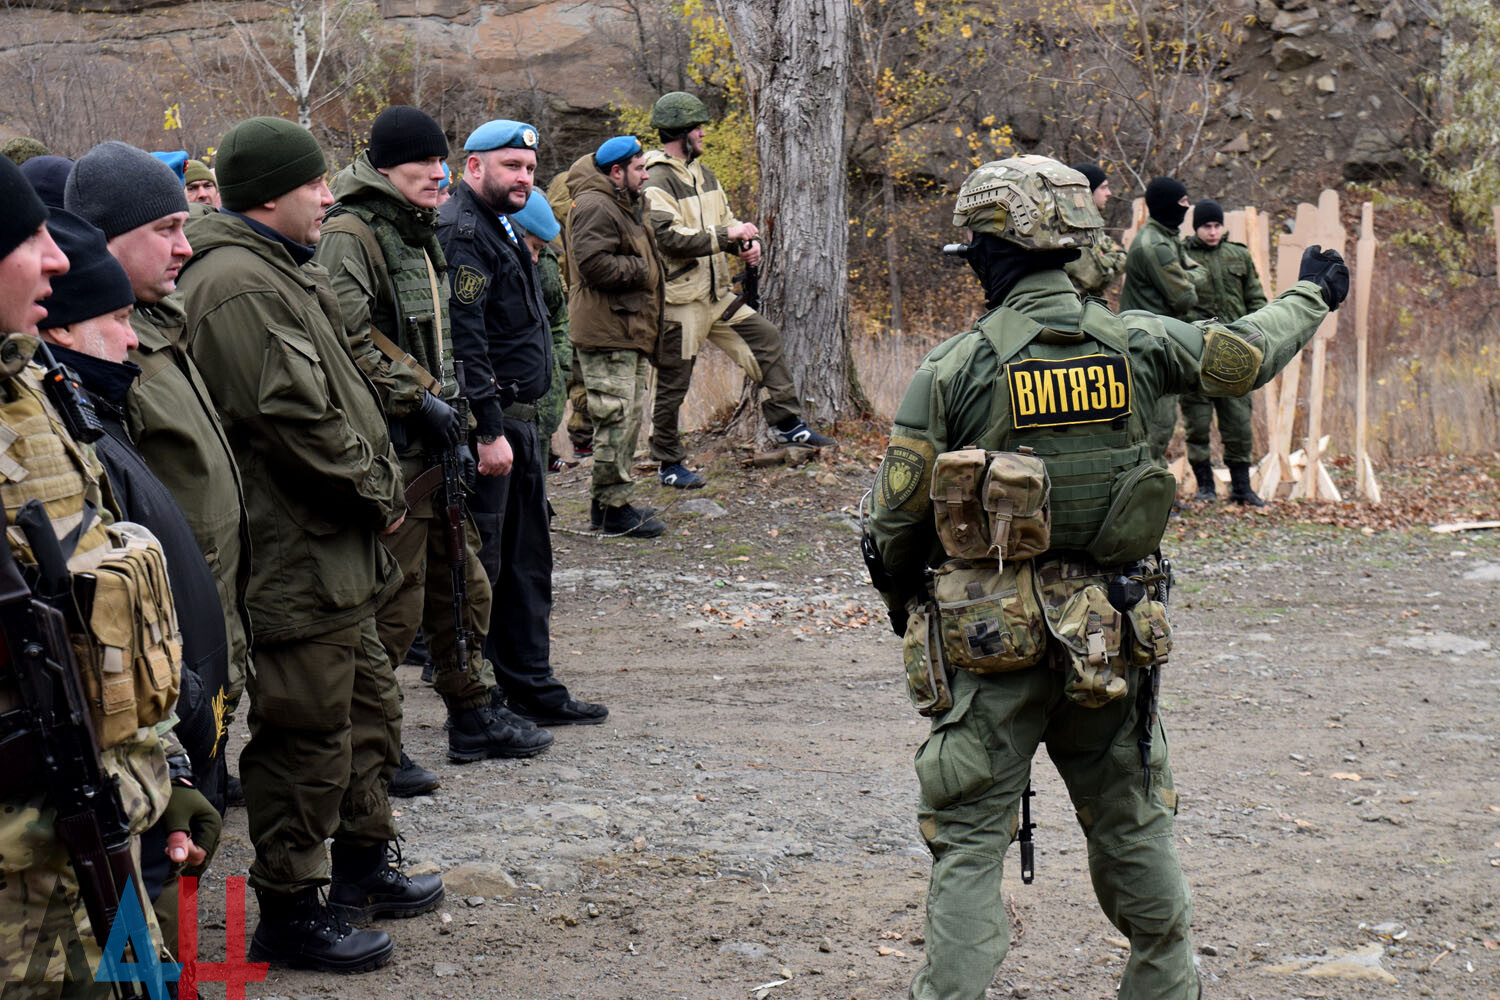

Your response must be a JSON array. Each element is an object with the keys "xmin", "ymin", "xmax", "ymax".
[
  {"xmin": 1226, "ymin": 208, "xmax": 1247, "ymax": 245},
  {"xmin": 1266, "ymin": 202, "xmax": 1317, "ymax": 492},
  {"xmin": 1122, "ymin": 197, "xmax": 1148, "ymax": 250},
  {"xmin": 1430, "ymin": 520, "xmax": 1500, "ymax": 533},
  {"xmin": 1243, "ymin": 206, "xmax": 1277, "ymax": 456},
  {"xmin": 1354, "ymin": 201, "xmax": 1378, "ymax": 502},
  {"xmin": 1295, "ymin": 191, "xmax": 1344, "ymax": 500}
]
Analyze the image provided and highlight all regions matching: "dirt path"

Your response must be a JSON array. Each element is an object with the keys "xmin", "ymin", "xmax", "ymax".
[{"xmin": 197, "ymin": 449, "xmax": 1500, "ymax": 1000}]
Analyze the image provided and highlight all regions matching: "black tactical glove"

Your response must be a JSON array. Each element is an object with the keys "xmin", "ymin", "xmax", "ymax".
[
  {"xmin": 1298, "ymin": 245, "xmax": 1350, "ymax": 311},
  {"xmin": 161, "ymin": 783, "xmax": 223, "ymax": 877},
  {"xmin": 417, "ymin": 392, "xmax": 463, "ymax": 449}
]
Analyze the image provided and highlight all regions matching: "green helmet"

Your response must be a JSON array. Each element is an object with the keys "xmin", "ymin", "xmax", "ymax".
[
  {"xmin": 952, "ymin": 154, "xmax": 1102, "ymax": 250},
  {"xmin": 650, "ymin": 92, "xmax": 712, "ymax": 131}
]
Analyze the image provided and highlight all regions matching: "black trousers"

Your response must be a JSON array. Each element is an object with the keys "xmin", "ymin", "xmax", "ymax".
[{"xmin": 469, "ymin": 417, "xmax": 568, "ymax": 708}]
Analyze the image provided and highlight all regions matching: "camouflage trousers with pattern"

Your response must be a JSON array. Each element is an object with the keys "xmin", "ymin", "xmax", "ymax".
[
  {"xmin": 909, "ymin": 666, "xmax": 1199, "ymax": 1000},
  {"xmin": 577, "ymin": 347, "xmax": 652, "ymax": 509}
]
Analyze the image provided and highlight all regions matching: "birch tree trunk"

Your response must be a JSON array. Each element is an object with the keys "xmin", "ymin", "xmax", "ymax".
[{"xmin": 715, "ymin": 0, "xmax": 853, "ymax": 425}]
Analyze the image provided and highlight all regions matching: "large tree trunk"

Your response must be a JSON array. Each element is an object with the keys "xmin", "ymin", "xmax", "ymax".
[{"xmin": 715, "ymin": 0, "xmax": 853, "ymax": 426}]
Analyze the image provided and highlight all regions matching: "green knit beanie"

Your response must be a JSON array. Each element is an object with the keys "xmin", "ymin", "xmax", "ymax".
[{"xmin": 216, "ymin": 117, "xmax": 327, "ymax": 211}]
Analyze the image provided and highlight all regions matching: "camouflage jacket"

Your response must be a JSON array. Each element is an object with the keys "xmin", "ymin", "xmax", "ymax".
[
  {"xmin": 867, "ymin": 269, "xmax": 1328, "ymax": 612},
  {"xmin": 642, "ymin": 149, "xmax": 743, "ymax": 305},
  {"xmin": 1183, "ymin": 237, "xmax": 1268, "ymax": 323},
  {"xmin": 1065, "ymin": 230, "xmax": 1127, "ymax": 297},
  {"xmin": 1119, "ymin": 218, "xmax": 1204, "ymax": 319}
]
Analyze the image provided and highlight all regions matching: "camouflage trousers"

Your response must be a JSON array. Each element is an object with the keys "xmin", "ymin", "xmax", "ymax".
[
  {"xmin": 909, "ymin": 666, "xmax": 1198, "ymax": 1000},
  {"xmin": 537, "ymin": 330, "xmax": 572, "ymax": 445},
  {"xmin": 242, "ymin": 616, "xmax": 400, "ymax": 894},
  {"xmin": 376, "ymin": 500, "xmax": 496, "ymax": 710},
  {"xmin": 577, "ymin": 347, "xmax": 651, "ymax": 508},
  {"xmin": 566, "ymin": 352, "xmax": 592, "ymax": 452},
  {"xmin": 1180, "ymin": 391, "xmax": 1253, "ymax": 466},
  {"xmin": 1148, "ymin": 394, "xmax": 1178, "ymax": 464}
]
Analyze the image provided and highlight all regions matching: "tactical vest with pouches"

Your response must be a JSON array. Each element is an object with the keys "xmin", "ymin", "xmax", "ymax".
[
  {"xmin": 903, "ymin": 300, "xmax": 1174, "ymax": 716},
  {"xmin": 0, "ymin": 352, "xmax": 181, "ymax": 750}
]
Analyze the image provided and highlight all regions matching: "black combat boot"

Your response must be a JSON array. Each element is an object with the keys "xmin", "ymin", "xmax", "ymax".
[
  {"xmin": 329, "ymin": 840, "xmax": 445, "ymax": 923},
  {"xmin": 250, "ymin": 886, "xmax": 393, "ymax": 972},
  {"xmin": 589, "ymin": 499, "xmax": 666, "ymax": 538},
  {"xmin": 1227, "ymin": 461, "xmax": 1266, "ymax": 507},
  {"xmin": 1190, "ymin": 460, "xmax": 1217, "ymax": 501},
  {"xmin": 388, "ymin": 750, "xmax": 439, "ymax": 798},
  {"xmin": 448, "ymin": 703, "xmax": 553, "ymax": 762}
]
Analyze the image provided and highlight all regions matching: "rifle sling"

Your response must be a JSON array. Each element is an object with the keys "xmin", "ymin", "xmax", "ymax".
[{"xmin": 404, "ymin": 464, "xmax": 445, "ymax": 508}]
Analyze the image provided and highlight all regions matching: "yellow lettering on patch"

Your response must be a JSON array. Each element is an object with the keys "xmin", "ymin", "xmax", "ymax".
[{"xmin": 1006, "ymin": 354, "xmax": 1133, "ymax": 429}]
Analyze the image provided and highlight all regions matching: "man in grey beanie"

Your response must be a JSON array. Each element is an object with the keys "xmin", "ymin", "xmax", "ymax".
[{"xmin": 66, "ymin": 140, "xmax": 255, "ymax": 807}]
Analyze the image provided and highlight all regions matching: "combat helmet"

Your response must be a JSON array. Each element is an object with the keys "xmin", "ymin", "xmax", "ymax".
[
  {"xmin": 952, "ymin": 155, "xmax": 1102, "ymax": 250},
  {"xmin": 651, "ymin": 92, "xmax": 712, "ymax": 132}
]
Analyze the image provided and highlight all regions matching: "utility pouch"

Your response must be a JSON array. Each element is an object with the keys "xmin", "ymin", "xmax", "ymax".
[
  {"xmin": 903, "ymin": 598, "xmax": 952, "ymax": 717},
  {"xmin": 1035, "ymin": 562, "xmax": 1129, "ymax": 707},
  {"xmin": 933, "ymin": 559, "xmax": 1046, "ymax": 673},
  {"xmin": 1086, "ymin": 462, "xmax": 1177, "ymax": 566},
  {"xmin": 1126, "ymin": 598, "xmax": 1173, "ymax": 667},
  {"xmin": 981, "ymin": 450, "xmax": 1050, "ymax": 562},
  {"xmin": 930, "ymin": 449, "xmax": 990, "ymax": 559}
]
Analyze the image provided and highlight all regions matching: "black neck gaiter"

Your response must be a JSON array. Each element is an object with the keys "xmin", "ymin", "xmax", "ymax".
[{"xmin": 965, "ymin": 234, "xmax": 1080, "ymax": 308}]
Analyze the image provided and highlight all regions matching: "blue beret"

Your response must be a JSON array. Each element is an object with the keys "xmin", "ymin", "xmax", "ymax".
[
  {"xmin": 463, "ymin": 120, "xmax": 540, "ymax": 153},
  {"xmin": 509, "ymin": 189, "xmax": 560, "ymax": 243},
  {"xmin": 595, "ymin": 135, "xmax": 643, "ymax": 168},
  {"xmin": 152, "ymin": 150, "xmax": 189, "ymax": 183},
  {"xmin": 439, "ymin": 162, "xmax": 451, "ymax": 190}
]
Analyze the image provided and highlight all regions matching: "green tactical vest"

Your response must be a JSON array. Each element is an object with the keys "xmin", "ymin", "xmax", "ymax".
[
  {"xmin": 966, "ymin": 298, "xmax": 1156, "ymax": 554},
  {"xmin": 324, "ymin": 202, "xmax": 455, "ymax": 397}
]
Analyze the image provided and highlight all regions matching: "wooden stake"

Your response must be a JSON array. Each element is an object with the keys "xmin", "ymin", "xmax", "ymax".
[
  {"xmin": 1122, "ymin": 197, "xmax": 1148, "ymax": 250},
  {"xmin": 1354, "ymin": 202, "xmax": 1379, "ymax": 503},
  {"xmin": 1294, "ymin": 191, "xmax": 1344, "ymax": 501}
]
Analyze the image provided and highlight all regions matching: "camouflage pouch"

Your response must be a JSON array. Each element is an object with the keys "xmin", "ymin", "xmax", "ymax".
[
  {"xmin": 903, "ymin": 598, "xmax": 952, "ymax": 717},
  {"xmin": 1034, "ymin": 561, "xmax": 1129, "ymax": 707},
  {"xmin": 930, "ymin": 448, "xmax": 990, "ymax": 559},
  {"xmin": 1126, "ymin": 598, "xmax": 1172, "ymax": 667},
  {"xmin": 932, "ymin": 558, "xmax": 1046, "ymax": 673},
  {"xmin": 981, "ymin": 450, "xmax": 1050, "ymax": 562},
  {"xmin": 1086, "ymin": 462, "xmax": 1177, "ymax": 566}
]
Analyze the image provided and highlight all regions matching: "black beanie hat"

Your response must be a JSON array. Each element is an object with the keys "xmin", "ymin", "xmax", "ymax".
[
  {"xmin": 368, "ymin": 106, "xmax": 449, "ymax": 169},
  {"xmin": 65, "ymin": 141, "xmax": 190, "ymax": 240},
  {"xmin": 1193, "ymin": 199, "xmax": 1224, "ymax": 229},
  {"xmin": 217, "ymin": 117, "xmax": 328, "ymax": 211},
  {"xmin": 1144, "ymin": 177, "xmax": 1189, "ymax": 228},
  {"xmin": 0, "ymin": 153, "xmax": 49, "ymax": 261},
  {"xmin": 1071, "ymin": 162, "xmax": 1107, "ymax": 192},
  {"xmin": 21, "ymin": 155, "xmax": 74, "ymax": 211},
  {"xmin": 37, "ymin": 211, "xmax": 135, "ymax": 331}
]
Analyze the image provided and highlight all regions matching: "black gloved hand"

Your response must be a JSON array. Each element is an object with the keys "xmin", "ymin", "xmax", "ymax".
[
  {"xmin": 461, "ymin": 446, "xmax": 478, "ymax": 490},
  {"xmin": 417, "ymin": 392, "xmax": 462, "ymax": 449},
  {"xmin": 1298, "ymin": 245, "xmax": 1350, "ymax": 311},
  {"xmin": 160, "ymin": 783, "xmax": 223, "ymax": 877}
]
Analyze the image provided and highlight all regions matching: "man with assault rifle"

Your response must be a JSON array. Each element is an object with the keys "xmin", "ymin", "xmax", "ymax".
[{"xmin": 318, "ymin": 106, "xmax": 553, "ymax": 769}]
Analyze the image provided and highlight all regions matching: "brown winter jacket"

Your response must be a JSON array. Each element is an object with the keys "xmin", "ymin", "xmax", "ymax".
[{"xmin": 562, "ymin": 154, "xmax": 664, "ymax": 354}]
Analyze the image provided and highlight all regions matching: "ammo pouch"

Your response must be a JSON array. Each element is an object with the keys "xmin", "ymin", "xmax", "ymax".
[
  {"xmin": 932, "ymin": 559, "xmax": 1046, "ymax": 674},
  {"xmin": 72, "ymin": 523, "xmax": 182, "ymax": 748},
  {"xmin": 1033, "ymin": 559, "xmax": 1173, "ymax": 708},
  {"xmin": 902, "ymin": 597, "xmax": 951, "ymax": 717},
  {"xmin": 931, "ymin": 448, "xmax": 1051, "ymax": 562}
]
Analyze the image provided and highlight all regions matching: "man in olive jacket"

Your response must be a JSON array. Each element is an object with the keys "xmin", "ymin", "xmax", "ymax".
[
  {"xmin": 1182, "ymin": 199, "xmax": 1270, "ymax": 504},
  {"xmin": 1120, "ymin": 176, "xmax": 1205, "ymax": 461},
  {"xmin": 176, "ymin": 117, "xmax": 442, "ymax": 974},
  {"xmin": 565, "ymin": 135, "xmax": 667, "ymax": 538}
]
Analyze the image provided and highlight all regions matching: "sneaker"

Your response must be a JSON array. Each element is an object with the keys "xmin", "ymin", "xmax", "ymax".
[
  {"xmin": 389, "ymin": 751, "xmax": 439, "ymax": 798},
  {"xmin": 250, "ymin": 887, "xmax": 393, "ymax": 973},
  {"xmin": 509, "ymin": 696, "xmax": 609, "ymax": 727},
  {"xmin": 573, "ymin": 442, "xmax": 594, "ymax": 458},
  {"xmin": 329, "ymin": 840, "xmax": 445, "ymax": 924},
  {"xmin": 774, "ymin": 421, "xmax": 836, "ymax": 448},
  {"xmin": 447, "ymin": 705, "xmax": 554, "ymax": 762},
  {"xmin": 590, "ymin": 500, "xmax": 667, "ymax": 538},
  {"xmin": 658, "ymin": 462, "xmax": 706, "ymax": 489}
]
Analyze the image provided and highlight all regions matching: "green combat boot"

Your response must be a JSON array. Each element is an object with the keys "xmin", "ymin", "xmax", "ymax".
[
  {"xmin": 328, "ymin": 840, "xmax": 445, "ymax": 923},
  {"xmin": 1228, "ymin": 461, "xmax": 1266, "ymax": 506},
  {"xmin": 1190, "ymin": 460, "xmax": 1216, "ymax": 501},
  {"xmin": 249, "ymin": 887, "xmax": 393, "ymax": 973}
]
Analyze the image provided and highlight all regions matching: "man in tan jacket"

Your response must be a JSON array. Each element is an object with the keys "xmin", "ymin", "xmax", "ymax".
[{"xmin": 565, "ymin": 135, "xmax": 667, "ymax": 537}]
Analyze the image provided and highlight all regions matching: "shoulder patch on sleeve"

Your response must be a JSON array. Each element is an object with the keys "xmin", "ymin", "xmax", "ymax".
[
  {"xmin": 1199, "ymin": 324, "xmax": 1263, "ymax": 396},
  {"xmin": 879, "ymin": 436, "xmax": 936, "ymax": 512},
  {"xmin": 1152, "ymin": 240, "xmax": 1178, "ymax": 267},
  {"xmin": 453, "ymin": 264, "xmax": 488, "ymax": 305}
]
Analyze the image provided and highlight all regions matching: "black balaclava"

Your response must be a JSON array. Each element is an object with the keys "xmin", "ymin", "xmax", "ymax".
[
  {"xmin": 1144, "ymin": 177, "xmax": 1189, "ymax": 229},
  {"xmin": 1071, "ymin": 162, "xmax": 1106, "ymax": 192},
  {"xmin": 965, "ymin": 233, "xmax": 1080, "ymax": 308}
]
